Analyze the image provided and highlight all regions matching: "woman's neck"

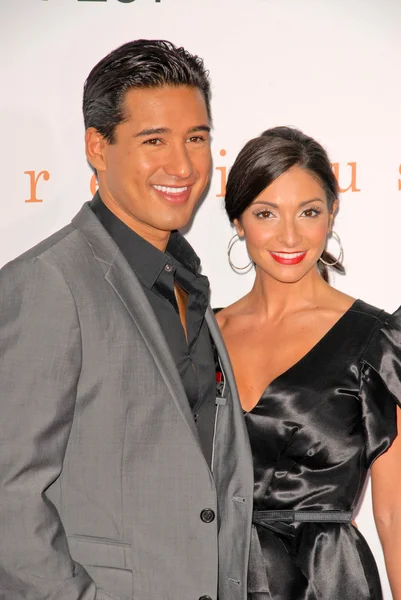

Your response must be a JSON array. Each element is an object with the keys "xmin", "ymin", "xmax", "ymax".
[{"xmin": 246, "ymin": 266, "xmax": 332, "ymax": 322}]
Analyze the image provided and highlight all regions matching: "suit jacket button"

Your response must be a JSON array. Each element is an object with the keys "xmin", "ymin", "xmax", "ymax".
[
  {"xmin": 199, "ymin": 596, "xmax": 212, "ymax": 600},
  {"xmin": 200, "ymin": 508, "xmax": 215, "ymax": 523}
]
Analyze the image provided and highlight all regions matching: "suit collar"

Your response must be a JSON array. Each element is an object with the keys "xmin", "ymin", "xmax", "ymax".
[{"xmin": 72, "ymin": 202, "xmax": 119, "ymax": 266}]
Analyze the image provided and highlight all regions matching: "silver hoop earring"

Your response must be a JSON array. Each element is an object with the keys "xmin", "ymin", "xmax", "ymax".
[
  {"xmin": 227, "ymin": 234, "xmax": 253, "ymax": 273},
  {"xmin": 319, "ymin": 231, "xmax": 344, "ymax": 266}
]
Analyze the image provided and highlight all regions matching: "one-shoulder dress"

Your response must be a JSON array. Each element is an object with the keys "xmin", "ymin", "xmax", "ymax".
[{"xmin": 239, "ymin": 299, "xmax": 401, "ymax": 600}]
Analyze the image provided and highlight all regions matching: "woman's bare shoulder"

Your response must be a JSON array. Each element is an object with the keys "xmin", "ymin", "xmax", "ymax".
[
  {"xmin": 321, "ymin": 288, "xmax": 356, "ymax": 315},
  {"xmin": 215, "ymin": 296, "xmax": 250, "ymax": 330}
]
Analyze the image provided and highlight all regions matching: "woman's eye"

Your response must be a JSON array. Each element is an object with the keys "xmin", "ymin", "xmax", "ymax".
[
  {"xmin": 302, "ymin": 208, "xmax": 320, "ymax": 218},
  {"xmin": 255, "ymin": 210, "xmax": 274, "ymax": 219}
]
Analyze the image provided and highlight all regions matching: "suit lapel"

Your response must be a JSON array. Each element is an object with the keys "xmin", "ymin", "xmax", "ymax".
[
  {"xmin": 72, "ymin": 204, "xmax": 201, "ymax": 445},
  {"xmin": 205, "ymin": 306, "xmax": 238, "ymax": 401},
  {"xmin": 105, "ymin": 259, "xmax": 201, "ymax": 442}
]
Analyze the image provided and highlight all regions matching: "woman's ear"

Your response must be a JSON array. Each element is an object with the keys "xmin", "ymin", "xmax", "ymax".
[
  {"xmin": 328, "ymin": 200, "xmax": 339, "ymax": 231},
  {"xmin": 233, "ymin": 218, "xmax": 245, "ymax": 238}
]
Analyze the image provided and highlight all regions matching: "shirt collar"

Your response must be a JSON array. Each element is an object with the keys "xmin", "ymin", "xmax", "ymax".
[
  {"xmin": 167, "ymin": 231, "xmax": 201, "ymax": 275},
  {"xmin": 90, "ymin": 193, "xmax": 202, "ymax": 289}
]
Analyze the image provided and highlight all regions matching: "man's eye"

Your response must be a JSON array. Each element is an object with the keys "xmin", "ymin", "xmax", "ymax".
[
  {"xmin": 143, "ymin": 138, "xmax": 162, "ymax": 145},
  {"xmin": 187, "ymin": 135, "xmax": 206, "ymax": 143}
]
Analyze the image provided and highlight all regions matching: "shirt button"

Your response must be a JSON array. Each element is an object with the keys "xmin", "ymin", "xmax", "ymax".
[
  {"xmin": 164, "ymin": 263, "xmax": 173, "ymax": 272},
  {"xmin": 199, "ymin": 596, "xmax": 212, "ymax": 600},
  {"xmin": 200, "ymin": 508, "xmax": 215, "ymax": 523}
]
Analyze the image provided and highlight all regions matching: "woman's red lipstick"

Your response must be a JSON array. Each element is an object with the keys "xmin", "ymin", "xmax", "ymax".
[{"xmin": 270, "ymin": 251, "xmax": 307, "ymax": 265}]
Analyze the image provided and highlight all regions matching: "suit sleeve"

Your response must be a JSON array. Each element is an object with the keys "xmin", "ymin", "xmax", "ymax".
[{"xmin": 0, "ymin": 256, "xmax": 97, "ymax": 599}]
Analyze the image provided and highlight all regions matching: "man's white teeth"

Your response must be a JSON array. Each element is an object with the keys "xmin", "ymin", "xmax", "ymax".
[
  {"xmin": 271, "ymin": 251, "xmax": 306, "ymax": 258},
  {"xmin": 153, "ymin": 185, "xmax": 188, "ymax": 194}
]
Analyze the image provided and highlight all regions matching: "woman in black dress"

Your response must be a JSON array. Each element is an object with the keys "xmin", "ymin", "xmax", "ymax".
[{"xmin": 216, "ymin": 127, "xmax": 401, "ymax": 599}]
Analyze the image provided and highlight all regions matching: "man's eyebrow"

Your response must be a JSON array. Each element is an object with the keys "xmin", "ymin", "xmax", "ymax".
[
  {"xmin": 188, "ymin": 125, "xmax": 211, "ymax": 133},
  {"xmin": 134, "ymin": 124, "xmax": 211, "ymax": 138},
  {"xmin": 134, "ymin": 127, "xmax": 170, "ymax": 138}
]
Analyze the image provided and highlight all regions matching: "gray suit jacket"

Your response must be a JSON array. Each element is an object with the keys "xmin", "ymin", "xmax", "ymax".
[{"xmin": 0, "ymin": 204, "xmax": 253, "ymax": 600}]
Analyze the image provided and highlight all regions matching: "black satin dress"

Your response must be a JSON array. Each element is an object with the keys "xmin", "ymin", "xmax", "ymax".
[{"xmin": 243, "ymin": 299, "xmax": 401, "ymax": 600}]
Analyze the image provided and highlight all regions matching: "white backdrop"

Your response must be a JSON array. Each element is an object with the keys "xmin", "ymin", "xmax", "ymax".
[{"xmin": 1, "ymin": 0, "xmax": 401, "ymax": 596}]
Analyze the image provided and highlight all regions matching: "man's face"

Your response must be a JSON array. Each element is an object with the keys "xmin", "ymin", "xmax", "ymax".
[{"xmin": 88, "ymin": 85, "xmax": 211, "ymax": 248}]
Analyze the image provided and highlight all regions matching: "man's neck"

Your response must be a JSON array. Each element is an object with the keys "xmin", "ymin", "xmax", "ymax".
[{"xmin": 98, "ymin": 193, "xmax": 171, "ymax": 252}]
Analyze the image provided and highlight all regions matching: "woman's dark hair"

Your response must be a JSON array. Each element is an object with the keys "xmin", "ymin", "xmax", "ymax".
[
  {"xmin": 83, "ymin": 39, "xmax": 211, "ymax": 143},
  {"xmin": 224, "ymin": 126, "xmax": 345, "ymax": 282}
]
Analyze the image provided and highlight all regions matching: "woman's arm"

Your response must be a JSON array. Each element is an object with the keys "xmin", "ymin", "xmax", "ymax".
[{"xmin": 372, "ymin": 405, "xmax": 401, "ymax": 600}]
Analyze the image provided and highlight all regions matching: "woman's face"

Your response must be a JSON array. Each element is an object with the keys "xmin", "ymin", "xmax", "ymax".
[{"xmin": 235, "ymin": 166, "xmax": 337, "ymax": 284}]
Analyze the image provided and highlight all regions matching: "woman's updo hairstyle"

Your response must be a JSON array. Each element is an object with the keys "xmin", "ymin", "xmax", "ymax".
[{"xmin": 224, "ymin": 126, "xmax": 345, "ymax": 282}]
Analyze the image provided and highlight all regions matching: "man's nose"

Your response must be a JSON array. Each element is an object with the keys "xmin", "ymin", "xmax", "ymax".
[{"xmin": 164, "ymin": 142, "xmax": 194, "ymax": 179}]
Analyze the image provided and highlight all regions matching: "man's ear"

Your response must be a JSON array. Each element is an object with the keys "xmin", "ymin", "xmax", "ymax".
[
  {"xmin": 233, "ymin": 218, "xmax": 245, "ymax": 238},
  {"xmin": 85, "ymin": 128, "xmax": 107, "ymax": 173}
]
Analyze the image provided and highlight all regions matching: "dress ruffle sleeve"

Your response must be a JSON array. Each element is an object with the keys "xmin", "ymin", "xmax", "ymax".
[{"xmin": 359, "ymin": 306, "xmax": 401, "ymax": 466}]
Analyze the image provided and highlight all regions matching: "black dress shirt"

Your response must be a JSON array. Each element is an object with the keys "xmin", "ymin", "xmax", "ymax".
[{"xmin": 90, "ymin": 194, "xmax": 217, "ymax": 466}]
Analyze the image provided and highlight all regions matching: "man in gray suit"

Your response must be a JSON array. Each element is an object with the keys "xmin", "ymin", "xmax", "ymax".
[{"xmin": 0, "ymin": 40, "xmax": 253, "ymax": 600}]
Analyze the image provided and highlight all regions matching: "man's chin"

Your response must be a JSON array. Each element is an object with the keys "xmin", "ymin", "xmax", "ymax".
[
  {"xmin": 156, "ymin": 211, "xmax": 196, "ymax": 233},
  {"xmin": 158, "ymin": 220, "xmax": 192, "ymax": 233}
]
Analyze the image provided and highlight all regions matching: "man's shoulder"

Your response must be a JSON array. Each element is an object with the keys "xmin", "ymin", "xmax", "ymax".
[
  {"xmin": 17, "ymin": 223, "xmax": 78, "ymax": 262},
  {"xmin": 2, "ymin": 204, "xmax": 96, "ymax": 272},
  {"xmin": 2, "ymin": 223, "xmax": 81, "ymax": 275},
  {"xmin": 0, "ymin": 224, "xmax": 84, "ymax": 292}
]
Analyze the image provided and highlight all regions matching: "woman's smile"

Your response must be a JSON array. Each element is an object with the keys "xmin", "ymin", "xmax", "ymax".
[{"xmin": 269, "ymin": 251, "xmax": 307, "ymax": 265}]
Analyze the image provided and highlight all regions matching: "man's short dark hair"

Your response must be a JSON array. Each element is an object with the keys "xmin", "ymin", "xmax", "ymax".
[{"xmin": 83, "ymin": 39, "xmax": 211, "ymax": 143}]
